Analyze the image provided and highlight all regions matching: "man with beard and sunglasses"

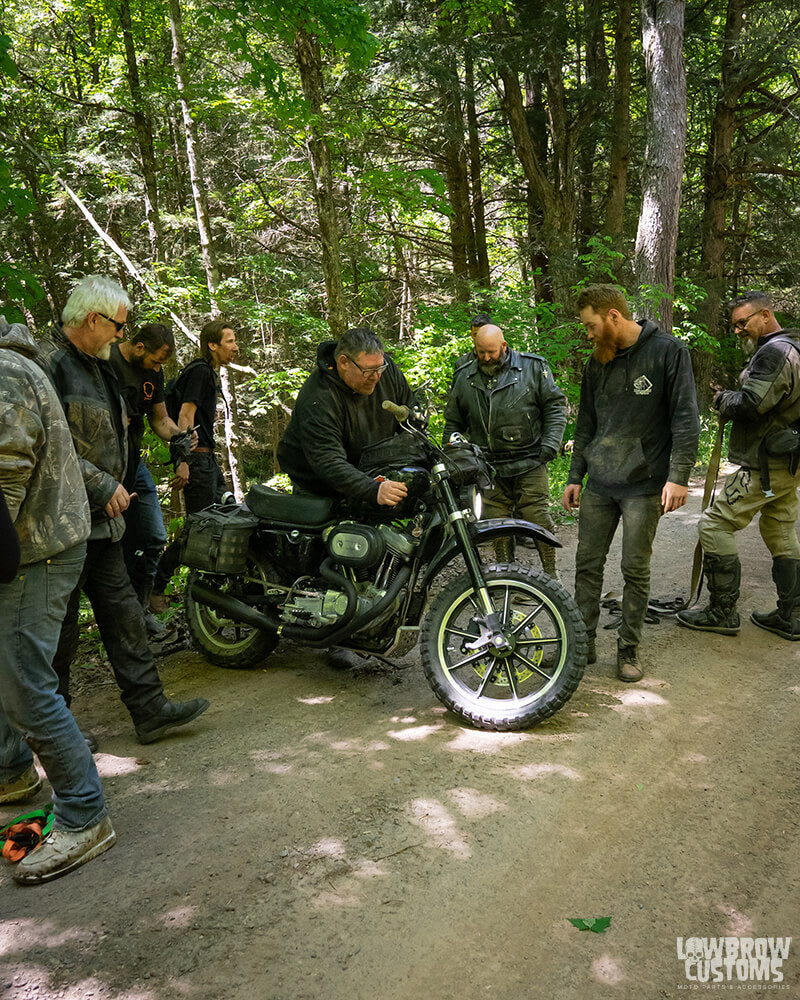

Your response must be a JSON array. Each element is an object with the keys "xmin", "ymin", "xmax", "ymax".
[
  {"xmin": 562, "ymin": 285, "xmax": 699, "ymax": 682},
  {"xmin": 677, "ymin": 291, "xmax": 800, "ymax": 641},
  {"xmin": 442, "ymin": 323, "xmax": 567, "ymax": 576}
]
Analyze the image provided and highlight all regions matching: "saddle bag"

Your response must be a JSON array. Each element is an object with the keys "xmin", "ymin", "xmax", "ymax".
[{"xmin": 181, "ymin": 503, "xmax": 259, "ymax": 574}]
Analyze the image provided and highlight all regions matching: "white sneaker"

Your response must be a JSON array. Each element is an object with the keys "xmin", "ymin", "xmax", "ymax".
[{"xmin": 14, "ymin": 816, "xmax": 116, "ymax": 885}]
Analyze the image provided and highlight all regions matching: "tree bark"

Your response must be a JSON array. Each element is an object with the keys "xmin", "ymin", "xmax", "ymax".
[
  {"xmin": 168, "ymin": 0, "xmax": 243, "ymax": 499},
  {"xmin": 634, "ymin": 0, "xmax": 687, "ymax": 332},
  {"xmin": 293, "ymin": 25, "xmax": 348, "ymax": 336},
  {"xmin": 602, "ymin": 0, "xmax": 633, "ymax": 239},
  {"xmin": 118, "ymin": 0, "xmax": 163, "ymax": 262},
  {"xmin": 464, "ymin": 42, "xmax": 490, "ymax": 289}
]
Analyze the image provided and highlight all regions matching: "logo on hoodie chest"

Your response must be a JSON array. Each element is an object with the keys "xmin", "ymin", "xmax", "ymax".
[{"xmin": 633, "ymin": 375, "xmax": 653, "ymax": 395}]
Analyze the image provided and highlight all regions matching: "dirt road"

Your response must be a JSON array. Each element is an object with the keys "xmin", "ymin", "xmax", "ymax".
[{"xmin": 2, "ymin": 481, "xmax": 799, "ymax": 999}]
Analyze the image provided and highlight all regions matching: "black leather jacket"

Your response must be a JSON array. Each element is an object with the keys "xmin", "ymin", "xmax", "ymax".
[{"xmin": 442, "ymin": 349, "xmax": 567, "ymax": 476}]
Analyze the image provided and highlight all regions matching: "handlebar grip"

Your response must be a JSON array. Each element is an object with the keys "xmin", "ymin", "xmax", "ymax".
[{"xmin": 382, "ymin": 400, "xmax": 410, "ymax": 422}]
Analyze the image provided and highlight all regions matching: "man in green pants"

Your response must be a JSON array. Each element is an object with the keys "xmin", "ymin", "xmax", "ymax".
[{"xmin": 678, "ymin": 291, "xmax": 800, "ymax": 641}]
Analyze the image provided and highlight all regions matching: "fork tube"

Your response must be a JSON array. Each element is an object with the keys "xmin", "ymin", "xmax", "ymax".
[{"xmin": 436, "ymin": 471, "xmax": 494, "ymax": 616}]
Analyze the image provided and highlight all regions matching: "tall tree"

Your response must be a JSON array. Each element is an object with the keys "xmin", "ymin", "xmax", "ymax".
[{"xmin": 634, "ymin": 0, "xmax": 687, "ymax": 331}]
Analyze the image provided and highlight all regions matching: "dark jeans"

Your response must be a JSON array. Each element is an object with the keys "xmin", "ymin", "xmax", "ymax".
[
  {"xmin": 122, "ymin": 460, "xmax": 167, "ymax": 597},
  {"xmin": 153, "ymin": 452, "xmax": 226, "ymax": 594},
  {"xmin": 53, "ymin": 537, "xmax": 165, "ymax": 722},
  {"xmin": 574, "ymin": 489, "xmax": 662, "ymax": 649}
]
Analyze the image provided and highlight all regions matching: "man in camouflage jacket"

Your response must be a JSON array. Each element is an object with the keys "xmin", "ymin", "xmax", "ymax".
[{"xmin": 0, "ymin": 316, "xmax": 113, "ymax": 883}]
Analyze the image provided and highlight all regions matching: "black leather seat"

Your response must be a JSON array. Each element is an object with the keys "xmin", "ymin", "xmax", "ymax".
[{"xmin": 245, "ymin": 484, "xmax": 334, "ymax": 526}]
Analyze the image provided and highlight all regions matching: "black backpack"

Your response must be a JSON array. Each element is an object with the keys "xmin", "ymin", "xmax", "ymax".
[{"xmin": 164, "ymin": 358, "xmax": 208, "ymax": 423}]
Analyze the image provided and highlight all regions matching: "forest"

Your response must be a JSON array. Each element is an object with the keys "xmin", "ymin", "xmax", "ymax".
[{"xmin": 2, "ymin": 0, "xmax": 799, "ymax": 492}]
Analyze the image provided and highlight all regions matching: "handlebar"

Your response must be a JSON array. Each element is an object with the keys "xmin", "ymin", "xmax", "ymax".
[{"xmin": 382, "ymin": 400, "xmax": 410, "ymax": 422}]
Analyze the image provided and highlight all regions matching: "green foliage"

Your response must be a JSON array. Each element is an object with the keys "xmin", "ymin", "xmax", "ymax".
[{"xmin": 248, "ymin": 368, "xmax": 310, "ymax": 417}]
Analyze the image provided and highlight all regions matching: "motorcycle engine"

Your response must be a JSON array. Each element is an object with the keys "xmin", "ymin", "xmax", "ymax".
[{"xmin": 279, "ymin": 579, "xmax": 384, "ymax": 628}]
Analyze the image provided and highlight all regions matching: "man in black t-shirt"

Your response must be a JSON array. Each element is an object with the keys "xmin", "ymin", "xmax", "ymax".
[
  {"xmin": 151, "ymin": 319, "xmax": 238, "ymax": 607},
  {"xmin": 110, "ymin": 324, "xmax": 194, "ymax": 636}
]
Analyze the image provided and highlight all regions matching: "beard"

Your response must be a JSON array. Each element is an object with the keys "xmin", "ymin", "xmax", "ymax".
[
  {"xmin": 96, "ymin": 343, "xmax": 113, "ymax": 361},
  {"xmin": 478, "ymin": 359, "xmax": 504, "ymax": 376},
  {"xmin": 592, "ymin": 324, "xmax": 618, "ymax": 365},
  {"xmin": 741, "ymin": 335, "xmax": 758, "ymax": 357}
]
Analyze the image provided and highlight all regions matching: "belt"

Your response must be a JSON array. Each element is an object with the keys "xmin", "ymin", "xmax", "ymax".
[{"xmin": 193, "ymin": 447, "xmax": 213, "ymax": 453}]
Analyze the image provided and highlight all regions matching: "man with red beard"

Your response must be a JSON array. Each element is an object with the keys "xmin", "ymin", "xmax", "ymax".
[{"xmin": 562, "ymin": 285, "xmax": 699, "ymax": 681}]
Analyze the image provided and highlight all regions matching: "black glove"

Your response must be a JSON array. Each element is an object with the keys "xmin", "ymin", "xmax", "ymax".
[
  {"xmin": 169, "ymin": 430, "xmax": 192, "ymax": 468},
  {"xmin": 539, "ymin": 446, "xmax": 557, "ymax": 464}
]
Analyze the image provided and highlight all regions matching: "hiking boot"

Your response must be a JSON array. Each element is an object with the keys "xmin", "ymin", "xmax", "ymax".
[
  {"xmin": 134, "ymin": 697, "xmax": 210, "ymax": 745},
  {"xmin": 617, "ymin": 645, "xmax": 643, "ymax": 683},
  {"xmin": 149, "ymin": 592, "xmax": 172, "ymax": 615},
  {"xmin": 81, "ymin": 730, "xmax": 100, "ymax": 754},
  {"xmin": 0, "ymin": 765, "xmax": 42, "ymax": 805},
  {"xmin": 751, "ymin": 608, "xmax": 800, "ymax": 641},
  {"xmin": 535, "ymin": 541, "xmax": 558, "ymax": 579},
  {"xmin": 587, "ymin": 636, "xmax": 597, "ymax": 665},
  {"xmin": 676, "ymin": 553, "xmax": 741, "ymax": 635},
  {"xmin": 14, "ymin": 816, "xmax": 116, "ymax": 885}
]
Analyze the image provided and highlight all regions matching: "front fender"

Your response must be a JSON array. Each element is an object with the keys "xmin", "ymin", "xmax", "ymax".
[{"xmin": 418, "ymin": 517, "xmax": 560, "ymax": 591}]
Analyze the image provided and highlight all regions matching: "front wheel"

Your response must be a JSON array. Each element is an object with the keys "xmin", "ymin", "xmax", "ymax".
[
  {"xmin": 420, "ymin": 564, "xmax": 587, "ymax": 731},
  {"xmin": 185, "ymin": 559, "xmax": 279, "ymax": 669}
]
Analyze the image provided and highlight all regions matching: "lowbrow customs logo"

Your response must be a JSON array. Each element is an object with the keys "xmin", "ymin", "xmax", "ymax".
[
  {"xmin": 677, "ymin": 936, "xmax": 791, "ymax": 986},
  {"xmin": 633, "ymin": 375, "xmax": 653, "ymax": 395}
]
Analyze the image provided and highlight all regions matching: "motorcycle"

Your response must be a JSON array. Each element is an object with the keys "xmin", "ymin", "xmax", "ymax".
[{"xmin": 181, "ymin": 402, "xmax": 587, "ymax": 731}]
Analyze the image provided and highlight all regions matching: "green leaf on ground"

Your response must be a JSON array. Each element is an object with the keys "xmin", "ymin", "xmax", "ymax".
[{"xmin": 568, "ymin": 917, "xmax": 612, "ymax": 933}]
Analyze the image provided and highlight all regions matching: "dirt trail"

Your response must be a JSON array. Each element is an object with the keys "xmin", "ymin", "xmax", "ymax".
[{"xmin": 2, "ymin": 480, "xmax": 799, "ymax": 1000}]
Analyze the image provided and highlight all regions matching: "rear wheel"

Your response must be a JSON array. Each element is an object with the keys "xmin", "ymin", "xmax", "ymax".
[
  {"xmin": 185, "ymin": 558, "xmax": 278, "ymax": 669},
  {"xmin": 421, "ymin": 563, "xmax": 586, "ymax": 731}
]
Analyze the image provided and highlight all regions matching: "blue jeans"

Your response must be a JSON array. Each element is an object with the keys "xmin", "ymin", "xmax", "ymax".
[
  {"xmin": 122, "ymin": 460, "xmax": 167, "ymax": 596},
  {"xmin": 0, "ymin": 543, "xmax": 106, "ymax": 831},
  {"xmin": 574, "ymin": 490, "xmax": 663, "ymax": 649}
]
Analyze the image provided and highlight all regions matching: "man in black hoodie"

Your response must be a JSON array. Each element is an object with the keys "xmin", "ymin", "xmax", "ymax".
[
  {"xmin": 278, "ymin": 327, "xmax": 414, "ymax": 507},
  {"xmin": 563, "ymin": 285, "xmax": 700, "ymax": 682}
]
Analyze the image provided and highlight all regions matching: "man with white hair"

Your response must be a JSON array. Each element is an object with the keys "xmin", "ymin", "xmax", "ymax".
[{"xmin": 36, "ymin": 276, "xmax": 210, "ymax": 745}]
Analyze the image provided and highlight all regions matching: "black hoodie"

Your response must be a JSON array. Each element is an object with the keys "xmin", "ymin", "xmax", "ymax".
[
  {"xmin": 277, "ymin": 341, "xmax": 415, "ymax": 502},
  {"xmin": 568, "ymin": 319, "xmax": 700, "ymax": 496}
]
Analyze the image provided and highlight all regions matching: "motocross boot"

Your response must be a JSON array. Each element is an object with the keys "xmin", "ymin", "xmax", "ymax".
[
  {"xmin": 535, "ymin": 541, "xmax": 558, "ymax": 580},
  {"xmin": 493, "ymin": 535, "xmax": 514, "ymax": 564},
  {"xmin": 751, "ymin": 557, "xmax": 800, "ymax": 641},
  {"xmin": 677, "ymin": 553, "xmax": 741, "ymax": 635}
]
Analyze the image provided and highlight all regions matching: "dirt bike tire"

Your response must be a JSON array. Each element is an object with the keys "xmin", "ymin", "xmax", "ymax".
[
  {"xmin": 185, "ymin": 563, "xmax": 279, "ymax": 670},
  {"xmin": 420, "ymin": 563, "xmax": 587, "ymax": 731}
]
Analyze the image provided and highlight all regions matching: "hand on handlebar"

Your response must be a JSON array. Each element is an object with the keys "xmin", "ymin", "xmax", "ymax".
[{"xmin": 377, "ymin": 479, "xmax": 408, "ymax": 506}]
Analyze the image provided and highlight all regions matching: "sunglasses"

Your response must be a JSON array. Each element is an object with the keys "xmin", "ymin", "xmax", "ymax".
[{"xmin": 96, "ymin": 311, "xmax": 126, "ymax": 333}]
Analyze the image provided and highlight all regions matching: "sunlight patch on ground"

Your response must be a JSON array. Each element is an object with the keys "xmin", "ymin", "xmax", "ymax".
[
  {"xmin": 0, "ymin": 920, "xmax": 87, "ymax": 956},
  {"xmin": 94, "ymin": 753, "xmax": 143, "ymax": 777},
  {"xmin": 407, "ymin": 798, "xmax": 470, "ymax": 858},
  {"xmin": 159, "ymin": 906, "xmax": 198, "ymax": 929},
  {"xmin": 591, "ymin": 954, "xmax": 625, "ymax": 985},
  {"xmin": 296, "ymin": 695, "xmax": 336, "ymax": 705},
  {"xmin": 614, "ymin": 688, "xmax": 669, "ymax": 708},
  {"xmin": 685, "ymin": 752, "xmax": 708, "ymax": 763},
  {"xmin": 447, "ymin": 786, "xmax": 507, "ymax": 818},
  {"xmin": 207, "ymin": 768, "xmax": 241, "ymax": 785},
  {"xmin": 719, "ymin": 904, "xmax": 754, "ymax": 936},
  {"xmin": 387, "ymin": 724, "xmax": 445, "ymax": 742},
  {"xmin": 129, "ymin": 780, "xmax": 189, "ymax": 794},
  {"xmin": 785, "ymin": 685, "xmax": 800, "ymax": 695},
  {"xmin": 308, "ymin": 837, "xmax": 347, "ymax": 860},
  {"xmin": 504, "ymin": 762, "xmax": 581, "ymax": 782},
  {"xmin": 444, "ymin": 729, "xmax": 531, "ymax": 754},
  {"xmin": 312, "ymin": 857, "xmax": 388, "ymax": 910}
]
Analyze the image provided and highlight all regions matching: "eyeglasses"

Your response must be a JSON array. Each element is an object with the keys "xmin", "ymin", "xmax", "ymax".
[
  {"xmin": 347, "ymin": 356, "xmax": 389, "ymax": 376},
  {"xmin": 732, "ymin": 310, "xmax": 761, "ymax": 332},
  {"xmin": 96, "ymin": 311, "xmax": 126, "ymax": 333}
]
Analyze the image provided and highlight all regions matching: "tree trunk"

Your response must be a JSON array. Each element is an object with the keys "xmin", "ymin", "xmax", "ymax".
[
  {"xmin": 602, "ymin": 0, "xmax": 633, "ymax": 239},
  {"xmin": 119, "ymin": 0, "xmax": 163, "ymax": 262},
  {"xmin": 464, "ymin": 43, "xmax": 490, "ymax": 289},
  {"xmin": 634, "ymin": 0, "xmax": 687, "ymax": 332},
  {"xmin": 293, "ymin": 25, "xmax": 348, "ymax": 336},
  {"xmin": 168, "ymin": 0, "xmax": 243, "ymax": 499},
  {"xmin": 438, "ymin": 60, "xmax": 473, "ymax": 303}
]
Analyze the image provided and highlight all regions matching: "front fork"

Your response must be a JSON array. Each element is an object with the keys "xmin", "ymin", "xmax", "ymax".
[{"xmin": 435, "ymin": 466, "xmax": 512, "ymax": 654}]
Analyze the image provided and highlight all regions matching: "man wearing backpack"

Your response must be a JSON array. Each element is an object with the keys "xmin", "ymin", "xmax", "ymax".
[
  {"xmin": 678, "ymin": 291, "xmax": 800, "ymax": 641},
  {"xmin": 151, "ymin": 319, "xmax": 238, "ymax": 608}
]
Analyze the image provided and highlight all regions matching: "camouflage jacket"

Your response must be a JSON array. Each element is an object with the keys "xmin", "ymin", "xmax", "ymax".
[
  {"xmin": 36, "ymin": 323, "xmax": 128, "ymax": 542},
  {"xmin": 715, "ymin": 329, "xmax": 800, "ymax": 470},
  {"xmin": 0, "ymin": 318, "xmax": 90, "ymax": 564}
]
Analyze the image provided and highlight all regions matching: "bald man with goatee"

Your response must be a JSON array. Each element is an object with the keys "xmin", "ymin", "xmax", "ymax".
[{"xmin": 443, "ymin": 322, "xmax": 567, "ymax": 576}]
